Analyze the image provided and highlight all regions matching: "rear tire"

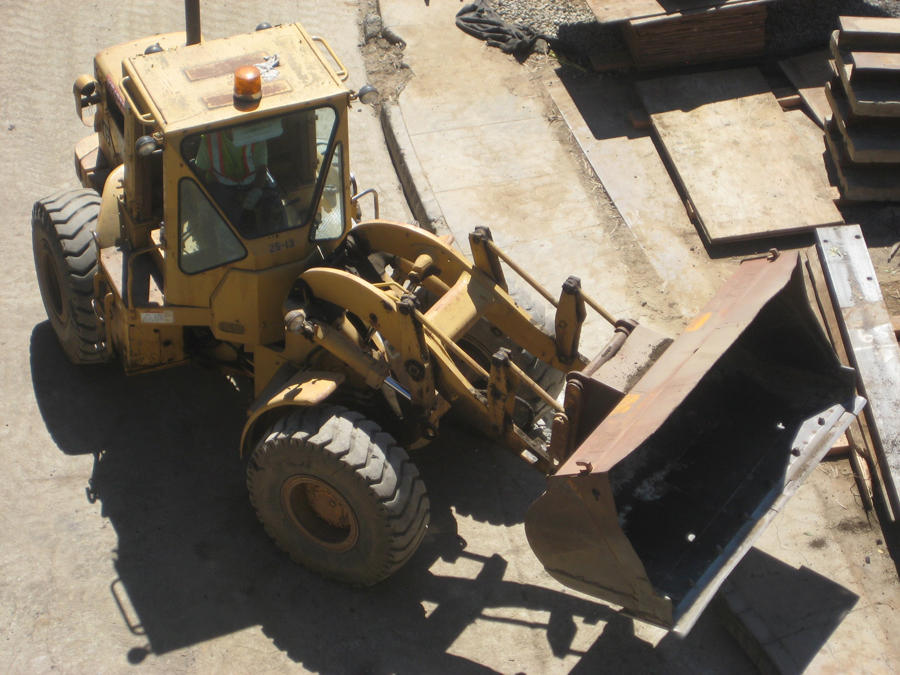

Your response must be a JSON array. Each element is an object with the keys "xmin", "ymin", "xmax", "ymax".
[
  {"xmin": 32, "ymin": 188, "xmax": 109, "ymax": 364},
  {"xmin": 247, "ymin": 405, "xmax": 429, "ymax": 586}
]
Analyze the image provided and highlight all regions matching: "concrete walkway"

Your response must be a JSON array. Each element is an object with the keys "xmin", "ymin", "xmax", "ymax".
[{"xmin": 380, "ymin": 0, "xmax": 684, "ymax": 356}]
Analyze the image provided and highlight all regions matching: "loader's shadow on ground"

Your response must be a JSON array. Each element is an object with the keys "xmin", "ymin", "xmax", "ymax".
[{"xmin": 31, "ymin": 320, "xmax": 753, "ymax": 673}]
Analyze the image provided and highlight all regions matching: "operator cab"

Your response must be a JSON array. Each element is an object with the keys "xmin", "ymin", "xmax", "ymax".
[
  {"xmin": 86, "ymin": 24, "xmax": 352, "ymax": 294},
  {"xmin": 76, "ymin": 22, "xmax": 357, "ymax": 372},
  {"xmin": 179, "ymin": 105, "xmax": 346, "ymax": 274}
]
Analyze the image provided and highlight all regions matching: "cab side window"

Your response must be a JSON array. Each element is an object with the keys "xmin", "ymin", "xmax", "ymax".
[
  {"xmin": 312, "ymin": 142, "xmax": 345, "ymax": 242},
  {"xmin": 179, "ymin": 178, "xmax": 246, "ymax": 274}
]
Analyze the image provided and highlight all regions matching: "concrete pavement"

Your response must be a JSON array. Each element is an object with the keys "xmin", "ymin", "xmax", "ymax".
[{"xmin": 379, "ymin": 0, "xmax": 686, "ymax": 359}]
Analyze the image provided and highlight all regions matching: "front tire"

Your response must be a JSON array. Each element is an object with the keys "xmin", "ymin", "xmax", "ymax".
[
  {"xmin": 247, "ymin": 405, "xmax": 429, "ymax": 586},
  {"xmin": 32, "ymin": 188, "xmax": 109, "ymax": 364}
]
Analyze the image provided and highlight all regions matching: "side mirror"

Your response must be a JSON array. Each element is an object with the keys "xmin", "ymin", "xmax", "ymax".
[{"xmin": 73, "ymin": 74, "xmax": 100, "ymax": 127}]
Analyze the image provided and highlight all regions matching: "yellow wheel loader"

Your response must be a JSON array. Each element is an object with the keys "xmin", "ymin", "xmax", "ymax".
[{"xmin": 33, "ymin": 1, "xmax": 864, "ymax": 633}]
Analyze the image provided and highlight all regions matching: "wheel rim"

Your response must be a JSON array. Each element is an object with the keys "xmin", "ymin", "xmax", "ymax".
[
  {"xmin": 39, "ymin": 240, "xmax": 67, "ymax": 322},
  {"xmin": 282, "ymin": 475, "xmax": 359, "ymax": 552}
]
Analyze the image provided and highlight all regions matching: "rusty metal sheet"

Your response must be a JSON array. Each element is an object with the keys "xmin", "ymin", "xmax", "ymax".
[{"xmin": 559, "ymin": 252, "xmax": 819, "ymax": 477}]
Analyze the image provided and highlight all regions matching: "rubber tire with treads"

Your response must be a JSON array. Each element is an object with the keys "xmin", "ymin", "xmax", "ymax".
[
  {"xmin": 247, "ymin": 405, "xmax": 429, "ymax": 586},
  {"xmin": 32, "ymin": 188, "xmax": 109, "ymax": 364}
]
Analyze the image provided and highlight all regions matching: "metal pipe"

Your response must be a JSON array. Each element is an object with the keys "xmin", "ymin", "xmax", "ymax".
[
  {"xmin": 580, "ymin": 291, "xmax": 617, "ymax": 327},
  {"xmin": 351, "ymin": 188, "xmax": 379, "ymax": 219},
  {"xmin": 507, "ymin": 360, "xmax": 565, "ymax": 414},
  {"xmin": 185, "ymin": 0, "xmax": 202, "ymax": 45},
  {"xmin": 483, "ymin": 238, "xmax": 558, "ymax": 307},
  {"xmin": 483, "ymin": 237, "xmax": 617, "ymax": 326},
  {"xmin": 583, "ymin": 319, "xmax": 638, "ymax": 377}
]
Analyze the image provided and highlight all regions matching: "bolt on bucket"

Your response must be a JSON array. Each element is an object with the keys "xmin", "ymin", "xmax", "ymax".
[{"xmin": 525, "ymin": 251, "xmax": 864, "ymax": 633}]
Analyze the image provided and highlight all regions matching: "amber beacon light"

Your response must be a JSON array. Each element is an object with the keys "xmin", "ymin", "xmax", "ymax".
[{"xmin": 234, "ymin": 66, "xmax": 262, "ymax": 102}]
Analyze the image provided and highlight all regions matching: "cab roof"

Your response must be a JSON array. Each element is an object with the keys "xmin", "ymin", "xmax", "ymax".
[{"xmin": 123, "ymin": 23, "xmax": 348, "ymax": 132}]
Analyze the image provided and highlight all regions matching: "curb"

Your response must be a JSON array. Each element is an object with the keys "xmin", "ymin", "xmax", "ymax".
[{"xmin": 379, "ymin": 101, "xmax": 451, "ymax": 237}]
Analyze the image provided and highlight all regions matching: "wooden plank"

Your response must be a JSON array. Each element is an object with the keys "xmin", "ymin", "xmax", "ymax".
[
  {"xmin": 826, "ymin": 81, "xmax": 900, "ymax": 162},
  {"xmin": 585, "ymin": 0, "xmax": 774, "ymax": 25},
  {"xmin": 832, "ymin": 37, "xmax": 900, "ymax": 117},
  {"xmin": 782, "ymin": 110, "xmax": 841, "ymax": 202},
  {"xmin": 777, "ymin": 94, "xmax": 802, "ymax": 110},
  {"xmin": 628, "ymin": 3, "xmax": 766, "ymax": 30},
  {"xmin": 779, "ymin": 49, "xmax": 833, "ymax": 128},
  {"xmin": 839, "ymin": 15, "xmax": 900, "ymax": 52},
  {"xmin": 635, "ymin": 68, "xmax": 844, "ymax": 243},
  {"xmin": 831, "ymin": 32, "xmax": 900, "ymax": 84},
  {"xmin": 624, "ymin": 3, "xmax": 767, "ymax": 68},
  {"xmin": 825, "ymin": 119, "xmax": 900, "ymax": 201},
  {"xmin": 852, "ymin": 51, "xmax": 900, "ymax": 78},
  {"xmin": 816, "ymin": 225, "xmax": 900, "ymax": 518},
  {"xmin": 543, "ymin": 73, "xmax": 733, "ymax": 318}
]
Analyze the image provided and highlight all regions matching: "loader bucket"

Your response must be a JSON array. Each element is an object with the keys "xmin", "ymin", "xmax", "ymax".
[{"xmin": 525, "ymin": 251, "xmax": 864, "ymax": 633}]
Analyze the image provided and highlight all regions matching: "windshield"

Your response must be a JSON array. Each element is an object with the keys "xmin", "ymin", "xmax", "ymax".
[{"xmin": 181, "ymin": 106, "xmax": 342, "ymax": 240}]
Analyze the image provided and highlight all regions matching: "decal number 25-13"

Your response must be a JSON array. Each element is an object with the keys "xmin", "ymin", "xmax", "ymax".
[{"xmin": 269, "ymin": 239, "xmax": 295, "ymax": 254}]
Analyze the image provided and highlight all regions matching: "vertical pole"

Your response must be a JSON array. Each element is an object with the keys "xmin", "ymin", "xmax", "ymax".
[{"xmin": 185, "ymin": 0, "xmax": 201, "ymax": 45}]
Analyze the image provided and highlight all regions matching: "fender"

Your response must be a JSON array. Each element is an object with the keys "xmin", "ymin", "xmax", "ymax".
[
  {"xmin": 96, "ymin": 164, "xmax": 125, "ymax": 248},
  {"xmin": 240, "ymin": 369, "xmax": 345, "ymax": 456}
]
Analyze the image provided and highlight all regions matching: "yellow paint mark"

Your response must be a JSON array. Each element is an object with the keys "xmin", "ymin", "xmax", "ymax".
[
  {"xmin": 611, "ymin": 393, "xmax": 640, "ymax": 415},
  {"xmin": 685, "ymin": 312, "xmax": 713, "ymax": 333}
]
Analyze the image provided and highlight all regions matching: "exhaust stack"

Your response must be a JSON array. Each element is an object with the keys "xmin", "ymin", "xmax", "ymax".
[{"xmin": 185, "ymin": 0, "xmax": 201, "ymax": 45}]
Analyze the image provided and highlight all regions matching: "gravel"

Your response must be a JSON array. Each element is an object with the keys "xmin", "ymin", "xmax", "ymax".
[{"xmin": 490, "ymin": 0, "xmax": 900, "ymax": 63}]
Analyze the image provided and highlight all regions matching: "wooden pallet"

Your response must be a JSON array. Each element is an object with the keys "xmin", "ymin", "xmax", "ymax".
[{"xmin": 623, "ymin": 3, "xmax": 767, "ymax": 69}]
